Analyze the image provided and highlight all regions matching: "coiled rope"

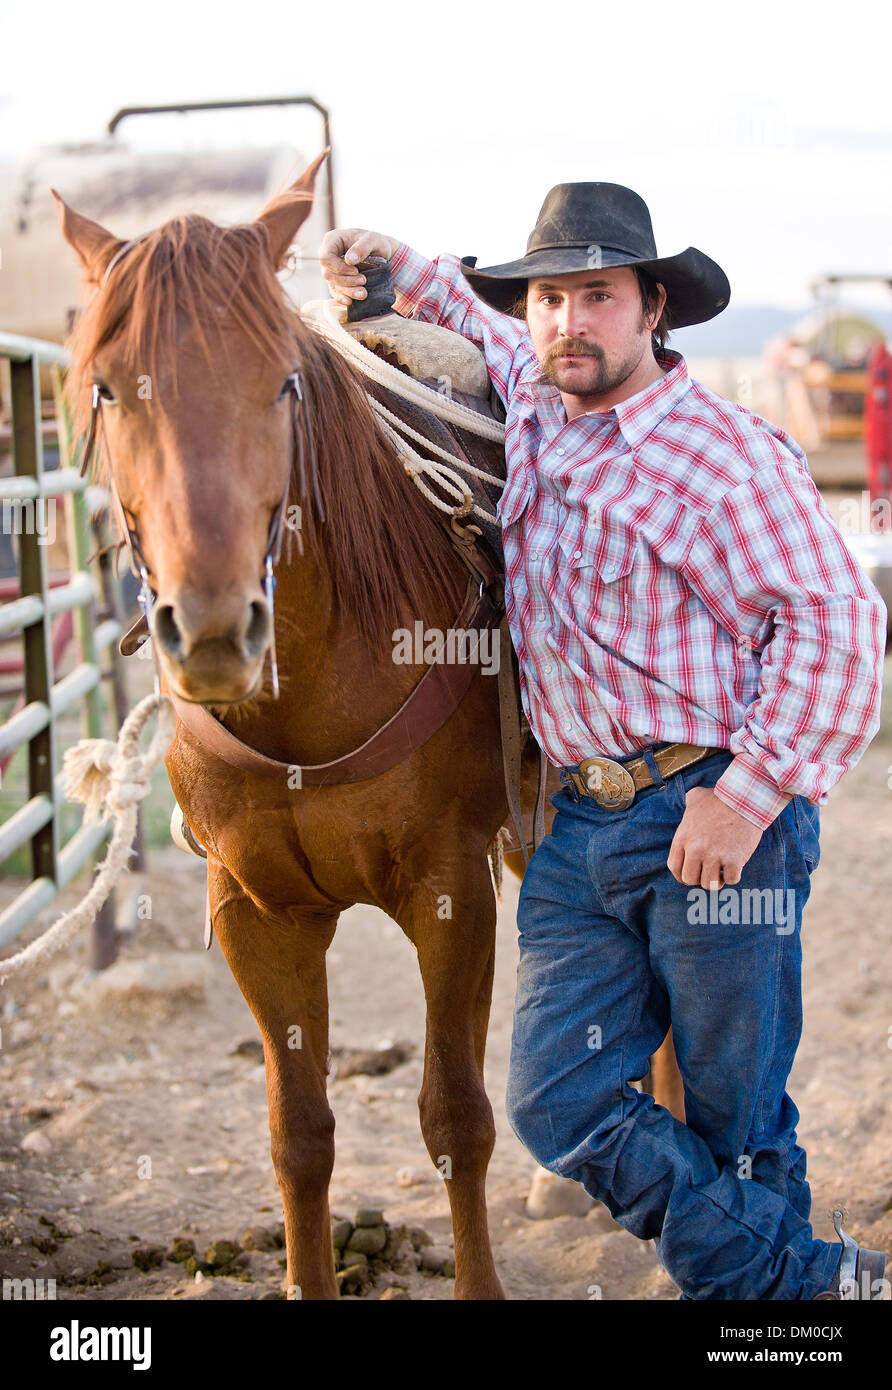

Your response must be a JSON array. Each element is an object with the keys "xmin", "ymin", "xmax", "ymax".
[
  {"xmin": 0, "ymin": 693, "xmax": 176, "ymax": 985},
  {"xmin": 302, "ymin": 299, "xmax": 506, "ymax": 524}
]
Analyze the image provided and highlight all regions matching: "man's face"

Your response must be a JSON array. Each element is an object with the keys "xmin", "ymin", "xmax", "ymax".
[{"xmin": 525, "ymin": 265, "xmax": 665, "ymax": 399}]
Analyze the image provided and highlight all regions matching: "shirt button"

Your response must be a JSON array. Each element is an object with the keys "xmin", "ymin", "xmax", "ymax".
[
  {"xmin": 573, "ymin": 549, "xmax": 582, "ymax": 558},
  {"xmin": 530, "ymin": 552, "xmax": 538, "ymax": 561},
  {"xmin": 555, "ymin": 448, "xmax": 565, "ymax": 456},
  {"xmin": 544, "ymin": 663, "xmax": 553, "ymax": 673},
  {"xmin": 564, "ymin": 721, "xmax": 573, "ymax": 732},
  {"xmin": 603, "ymin": 565, "xmax": 616, "ymax": 579}
]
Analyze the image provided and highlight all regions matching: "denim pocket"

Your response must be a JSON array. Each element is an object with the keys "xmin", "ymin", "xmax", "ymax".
[
  {"xmin": 792, "ymin": 795, "xmax": 821, "ymax": 871},
  {"xmin": 669, "ymin": 750, "xmax": 735, "ymax": 816}
]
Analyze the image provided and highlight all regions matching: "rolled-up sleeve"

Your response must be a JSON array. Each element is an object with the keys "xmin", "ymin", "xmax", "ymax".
[{"xmin": 681, "ymin": 463, "xmax": 886, "ymax": 829}]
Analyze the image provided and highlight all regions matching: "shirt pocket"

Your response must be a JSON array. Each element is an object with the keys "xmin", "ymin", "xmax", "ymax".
[
  {"xmin": 498, "ymin": 476, "xmax": 535, "ymax": 529},
  {"xmin": 556, "ymin": 511, "xmax": 636, "ymax": 583},
  {"xmin": 556, "ymin": 517, "xmax": 636, "ymax": 627}
]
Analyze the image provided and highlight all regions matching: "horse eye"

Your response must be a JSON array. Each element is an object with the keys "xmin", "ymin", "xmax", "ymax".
[
  {"xmin": 93, "ymin": 380, "xmax": 116, "ymax": 404},
  {"xmin": 276, "ymin": 373, "xmax": 299, "ymax": 403}
]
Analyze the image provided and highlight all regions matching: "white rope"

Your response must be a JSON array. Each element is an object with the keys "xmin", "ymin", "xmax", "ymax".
[
  {"xmin": 0, "ymin": 693, "xmax": 176, "ymax": 985},
  {"xmin": 368, "ymin": 395, "xmax": 505, "ymax": 487},
  {"xmin": 305, "ymin": 298, "xmax": 507, "ymax": 441},
  {"xmin": 370, "ymin": 399, "xmax": 500, "ymax": 524},
  {"xmin": 301, "ymin": 300, "xmax": 507, "ymax": 524}
]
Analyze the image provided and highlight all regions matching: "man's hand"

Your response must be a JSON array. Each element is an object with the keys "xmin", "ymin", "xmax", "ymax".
[
  {"xmin": 319, "ymin": 228, "xmax": 398, "ymax": 306},
  {"xmin": 667, "ymin": 786, "xmax": 765, "ymax": 889}
]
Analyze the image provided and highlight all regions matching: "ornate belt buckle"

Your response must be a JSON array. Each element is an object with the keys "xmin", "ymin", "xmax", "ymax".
[{"xmin": 576, "ymin": 755, "xmax": 636, "ymax": 810}]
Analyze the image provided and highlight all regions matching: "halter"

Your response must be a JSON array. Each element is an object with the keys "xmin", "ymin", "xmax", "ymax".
[{"xmin": 77, "ymin": 237, "xmax": 312, "ymax": 702}]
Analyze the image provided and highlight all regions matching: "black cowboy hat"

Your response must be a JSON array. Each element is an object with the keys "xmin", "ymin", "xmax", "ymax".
[{"xmin": 460, "ymin": 182, "xmax": 730, "ymax": 329}]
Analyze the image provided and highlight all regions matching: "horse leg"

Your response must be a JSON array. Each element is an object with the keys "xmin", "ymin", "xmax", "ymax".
[
  {"xmin": 395, "ymin": 845, "xmax": 505, "ymax": 1300},
  {"xmin": 208, "ymin": 859, "xmax": 340, "ymax": 1300}
]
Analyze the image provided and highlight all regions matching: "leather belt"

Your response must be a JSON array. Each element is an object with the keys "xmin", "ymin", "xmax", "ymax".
[{"xmin": 563, "ymin": 743, "xmax": 724, "ymax": 811}]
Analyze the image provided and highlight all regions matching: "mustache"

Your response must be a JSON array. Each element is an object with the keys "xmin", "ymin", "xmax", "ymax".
[{"xmin": 545, "ymin": 339, "xmax": 603, "ymax": 362}]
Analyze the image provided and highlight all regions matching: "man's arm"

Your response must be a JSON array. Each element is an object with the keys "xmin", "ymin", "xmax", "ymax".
[
  {"xmin": 319, "ymin": 228, "xmax": 537, "ymax": 406},
  {"xmin": 682, "ymin": 461, "xmax": 886, "ymax": 831}
]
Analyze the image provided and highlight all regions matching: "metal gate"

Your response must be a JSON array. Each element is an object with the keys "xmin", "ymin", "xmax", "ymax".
[{"xmin": 0, "ymin": 330, "xmax": 129, "ymax": 963}]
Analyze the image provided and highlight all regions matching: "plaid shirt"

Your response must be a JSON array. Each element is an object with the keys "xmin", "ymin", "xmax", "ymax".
[{"xmin": 390, "ymin": 244, "xmax": 887, "ymax": 829}]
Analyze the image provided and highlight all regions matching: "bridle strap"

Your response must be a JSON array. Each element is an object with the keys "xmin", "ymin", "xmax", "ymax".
[
  {"xmin": 79, "ymin": 338, "xmax": 302, "ymax": 702},
  {"xmin": 102, "ymin": 233, "xmax": 152, "ymax": 286}
]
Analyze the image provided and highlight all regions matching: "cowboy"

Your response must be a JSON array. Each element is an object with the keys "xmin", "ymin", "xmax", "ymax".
[{"xmin": 320, "ymin": 184, "xmax": 888, "ymax": 1300}]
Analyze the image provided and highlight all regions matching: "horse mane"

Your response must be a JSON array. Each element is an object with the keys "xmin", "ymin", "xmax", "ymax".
[{"xmin": 64, "ymin": 214, "xmax": 466, "ymax": 650}]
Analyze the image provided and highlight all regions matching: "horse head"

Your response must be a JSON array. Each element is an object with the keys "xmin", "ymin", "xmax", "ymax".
[{"xmin": 53, "ymin": 151, "xmax": 328, "ymax": 704}]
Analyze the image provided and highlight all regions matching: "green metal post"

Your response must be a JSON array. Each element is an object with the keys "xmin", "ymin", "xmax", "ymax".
[{"xmin": 9, "ymin": 354, "xmax": 58, "ymax": 885}]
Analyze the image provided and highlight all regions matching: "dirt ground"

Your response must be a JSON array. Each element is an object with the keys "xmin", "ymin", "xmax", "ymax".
[{"xmin": 1, "ymin": 653, "xmax": 890, "ymax": 1302}]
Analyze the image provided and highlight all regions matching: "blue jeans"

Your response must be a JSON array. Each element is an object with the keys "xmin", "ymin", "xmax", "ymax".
[{"xmin": 505, "ymin": 746, "xmax": 842, "ymax": 1299}]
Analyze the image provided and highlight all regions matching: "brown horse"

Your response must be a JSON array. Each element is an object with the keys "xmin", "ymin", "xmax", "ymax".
[{"xmin": 55, "ymin": 154, "xmax": 681, "ymax": 1300}]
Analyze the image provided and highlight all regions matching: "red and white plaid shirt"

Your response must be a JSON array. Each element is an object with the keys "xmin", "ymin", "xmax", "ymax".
[{"xmin": 390, "ymin": 244, "xmax": 887, "ymax": 829}]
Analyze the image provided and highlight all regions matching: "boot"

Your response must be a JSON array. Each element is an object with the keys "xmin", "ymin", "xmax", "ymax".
[{"xmin": 813, "ymin": 1208, "xmax": 888, "ymax": 1299}]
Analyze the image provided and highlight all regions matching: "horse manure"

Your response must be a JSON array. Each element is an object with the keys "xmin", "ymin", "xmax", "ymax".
[
  {"xmin": 131, "ymin": 1245, "xmax": 166, "ymax": 1272},
  {"xmin": 406, "ymin": 1225, "xmax": 434, "ymax": 1250},
  {"xmin": 354, "ymin": 1207, "xmax": 384, "ymax": 1227},
  {"xmin": 241, "ymin": 1225, "xmax": 281, "ymax": 1252},
  {"xmin": 167, "ymin": 1237, "xmax": 196, "ymax": 1263},
  {"xmin": 419, "ymin": 1246, "xmax": 455, "ymax": 1277},
  {"xmin": 336, "ymin": 1263, "xmax": 370, "ymax": 1295},
  {"xmin": 331, "ymin": 1218, "xmax": 353, "ymax": 1251},
  {"xmin": 203, "ymin": 1239, "xmax": 245, "ymax": 1273},
  {"xmin": 345, "ymin": 1225, "xmax": 387, "ymax": 1256},
  {"xmin": 330, "ymin": 1043, "xmax": 413, "ymax": 1079}
]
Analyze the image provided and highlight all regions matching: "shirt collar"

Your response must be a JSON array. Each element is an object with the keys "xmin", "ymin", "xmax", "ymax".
[
  {"xmin": 529, "ymin": 347, "xmax": 692, "ymax": 450},
  {"xmin": 613, "ymin": 348, "xmax": 691, "ymax": 449}
]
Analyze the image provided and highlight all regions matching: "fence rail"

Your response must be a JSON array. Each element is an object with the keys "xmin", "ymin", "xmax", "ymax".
[{"xmin": 0, "ymin": 331, "xmax": 126, "ymax": 958}]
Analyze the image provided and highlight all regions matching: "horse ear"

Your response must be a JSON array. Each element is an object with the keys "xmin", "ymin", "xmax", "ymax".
[
  {"xmin": 51, "ymin": 189, "xmax": 124, "ymax": 286},
  {"xmin": 255, "ymin": 148, "xmax": 330, "ymax": 269}
]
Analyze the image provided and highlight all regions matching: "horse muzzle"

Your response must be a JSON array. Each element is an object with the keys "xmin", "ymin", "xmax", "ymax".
[{"xmin": 151, "ymin": 587, "xmax": 272, "ymax": 703}]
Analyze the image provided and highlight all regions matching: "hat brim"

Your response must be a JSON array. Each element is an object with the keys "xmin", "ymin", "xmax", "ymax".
[{"xmin": 459, "ymin": 245, "xmax": 730, "ymax": 329}]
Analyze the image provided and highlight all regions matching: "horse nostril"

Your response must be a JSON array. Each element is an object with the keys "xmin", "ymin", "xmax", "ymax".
[
  {"xmin": 243, "ymin": 599, "xmax": 271, "ymax": 659},
  {"xmin": 153, "ymin": 603, "xmax": 183, "ymax": 660}
]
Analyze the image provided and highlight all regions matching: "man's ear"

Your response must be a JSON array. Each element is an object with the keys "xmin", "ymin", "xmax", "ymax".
[
  {"xmin": 51, "ymin": 189, "xmax": 124, "ymax": 286},
  {"xmin": 254, "ymin": 148, "xmax": 330, "ymax": 270},
  {"xmin": 650, "ymin": 280, "xmax": 668, "ymax": 328}
]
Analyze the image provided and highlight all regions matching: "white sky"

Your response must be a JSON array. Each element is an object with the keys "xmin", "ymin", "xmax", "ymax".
[{"xmin": 3, "ymin": 0, "xmax": 892, "ymax": 309}]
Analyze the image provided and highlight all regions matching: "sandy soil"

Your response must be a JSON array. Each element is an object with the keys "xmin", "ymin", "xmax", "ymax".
[{"xmin": 1, "ymin": 651, "xmax": 890, "ymax": 1302}]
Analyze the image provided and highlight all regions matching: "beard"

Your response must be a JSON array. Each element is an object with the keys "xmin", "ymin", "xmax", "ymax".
[{"xmin": 537, "ymin": 320, "xmax": 648, "ymax": 398}]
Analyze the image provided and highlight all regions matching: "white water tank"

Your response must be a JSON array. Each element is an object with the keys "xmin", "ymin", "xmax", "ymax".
[{"xmin": 0, "ymin": 140, "xmax": 328, "ymax": 352}]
